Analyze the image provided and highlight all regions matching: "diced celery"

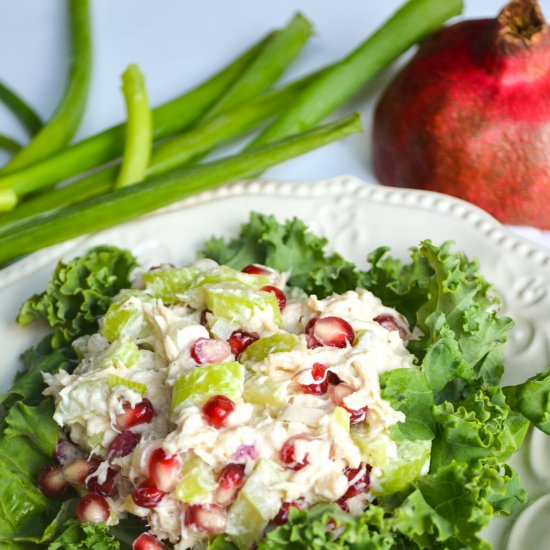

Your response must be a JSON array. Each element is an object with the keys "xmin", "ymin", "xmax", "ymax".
[
  {"xmin": 171, "ymin": 362, "xmax": 245, "ymax": 411},
  {"xmin": 243, "ymin": 374, "xmax": 288, "ymax": 407},
  {"xmin": 204, "ymin": 283, "xmax": 281, "ymax": 327},
  {"xmin": 101, "ymin": 290, "xmax": 152, "ymax": 342},
  {"xmin": 239, "ymin": 333, "xmax": 297, "ymax": 364},
  {"xmin": 351, "ymin": 425, "xmax": 391, "ymax": 469},
  {"xmin": 227, "ymin": 459, "xmax": 285, "ymax": 550},
  {"xmin": 107, "ymin": 374, "xmax": 146, "ymax": 395},
  {"xmin": 97, "ymin": 337, "xmax": 141, "ymax": 369},
  {"xmin": 334, "ymin": 406, "xmax": 350, "ymax": 432},
  {"xmin": 174, "ymin": 454, "xmax": 217, "ymax": 503},
  {"xmin": 142, "ymin": 266, "xmax": 201, "ymax": 303},
  {"xmin": 196, "ymin": 265, "xmax": 270, "ymax": 289},
  {"xmin": 372, "ymin": 439, "xmax": 432, "ymax": 496}
]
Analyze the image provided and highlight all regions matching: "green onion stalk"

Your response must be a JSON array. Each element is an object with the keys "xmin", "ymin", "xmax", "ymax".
[
  {"xmin": 0, "ymin": 114, "xmax": 363, "ymax": 266},
  {"xmin": 0, "ymin": 0, "xmax": 92, "ymax": 174}
]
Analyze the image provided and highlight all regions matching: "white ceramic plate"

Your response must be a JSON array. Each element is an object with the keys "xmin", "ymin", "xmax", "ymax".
[{"xmin": 1, "ymin": 176, "xmax": 549, "ymax": 548}]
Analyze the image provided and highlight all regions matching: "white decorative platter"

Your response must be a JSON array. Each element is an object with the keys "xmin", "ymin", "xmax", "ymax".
[{"xmin": 1, "ymin": 176, "xmax": 549, "ymax": 549}]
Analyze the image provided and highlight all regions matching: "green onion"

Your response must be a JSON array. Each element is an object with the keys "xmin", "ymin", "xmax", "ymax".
[
  {"xmin": 0, "ymin": 81, "xmax": 43, "ymax": 137},
  {"xmin": 0, "ymin": 72, "xmax": 319, "ymax": 233},
  {"xmin": 0, "ymin": 189, "xmax": 16, "ymax": 211},
  {"xmin": 0, "ymin": 135, "xmax": 22, "ymax": 155},
  {"xmin": 115, "ymin": 65, "xmax": 152, "ymax": 189},
  {"xmin": 0, "ymin": 113, "xmax": 362, "ymax": 265},
  {"xmin": 1, "ymin": 0, "xmax": 92, "ymax": 174},
  {"xmin": 252, "ymin": 0, "xmax": 463, "ymax": 146},
  {"xmin": 0, "ymin": 32, "xmax": 271, "ymax": 199},
  {"xmin": 204, "ymin": 12, "xmax": 312, "ymax": 117}
]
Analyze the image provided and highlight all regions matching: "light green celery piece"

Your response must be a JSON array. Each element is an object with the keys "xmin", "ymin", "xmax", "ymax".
[
  {"xmin": 227, "ymin": 459, "xmax": 285, "ymax": 550},
  {"xmin": 372, "ymin": 439, "xmax": 431, "ymax": 496},
  {"xmin": 171, "ymin": 362, "xmax": 245, "ymax": 411},
  {"xmin": 115, "ymin": 64, "xmax": 152, "ymax": 189},
  {"xmin": 239, "ymin": 333, "xmax": 298, "ymax": 365},
  {"xmin": 352, "ymin": 430, "xmax": 432, "ymax": 497},
  {"xmin": 243, "ymin": 374, "xmax": 288, "ymax": 407},
  {"xmin": 106, "ymin": 374, "xmax": 146, "ymax": 395},
  {"xmin": 142, "ymin": 266, "xmax": 201, "ymax": 303},
  {"xmin": 204, "ymin": 283, "xmax": 282, "ymax": 328},
  {"xmin": 182, "ymin": 266, "xmax": 271, "ymax": 309},
  {"xmin": 195, "ymin": 265, "xmax": 270, "ymax": 289},
  {"xmin": 100, "ymin": 290, "xmax": 152, "ymax": 342},
  {"xmin": 174, "ymin": 455, "xmax": 217, "ymax": 503},
  {"xmin": 334, "ymin": 406, "xmax": 351, "ymax": 431},
  {"xmin": 352, "ymin": 425, "xmax": 391, "ymax": 469},
  {"xmin": 97, "ymin": 337, "xmax": 141, "ymax": 370}
]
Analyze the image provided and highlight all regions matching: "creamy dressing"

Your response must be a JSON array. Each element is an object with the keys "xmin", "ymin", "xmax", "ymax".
[{"xmin": 43, "ymin": 261, "xmax": 416, "ymax": 548}]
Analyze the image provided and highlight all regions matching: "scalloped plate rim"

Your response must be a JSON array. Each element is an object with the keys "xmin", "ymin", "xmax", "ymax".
[{"xmin": 1, "ymin": 176, "xmax": 549, "ymax": 289}]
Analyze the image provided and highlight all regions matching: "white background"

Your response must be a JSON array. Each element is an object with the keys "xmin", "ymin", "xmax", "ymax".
[{"xmin": 0, "ymin": 0, "xmax": 549, "ymax": 245}]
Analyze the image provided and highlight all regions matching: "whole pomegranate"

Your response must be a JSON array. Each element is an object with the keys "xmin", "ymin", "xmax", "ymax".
[{"xmin": 372, "ymin": 0, "xmax": 550, "ymax": 228}]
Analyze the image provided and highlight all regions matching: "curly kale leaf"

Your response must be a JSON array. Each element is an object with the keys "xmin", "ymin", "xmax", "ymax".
[
  {"xmin": 503, "ymin": 367, "xmax": 550, "ymax": 435},
  {"xmin": 201, "ymin": 212, "xmax": 366, "ymax": 298},
  {"xmin": 430, "ymin": 387, "xmax": 529, "ymax": 471},
  {"xmin": 48, "ymin": 521, "xmax": 120, "ymax": 549},
  {"xmin": 17, "ymin": 245, "xmax": 136, "ymax": 351}
]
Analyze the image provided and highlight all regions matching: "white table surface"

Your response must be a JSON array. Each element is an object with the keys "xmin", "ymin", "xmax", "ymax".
[{"xmin": 1, "ymin": 0, "xmax": 549, "ymax": 247}]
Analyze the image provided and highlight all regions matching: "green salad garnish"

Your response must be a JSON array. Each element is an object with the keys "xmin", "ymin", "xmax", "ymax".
[{"xmin": 0, "ymin": 213, "xmax": 548, "ymax": 549}]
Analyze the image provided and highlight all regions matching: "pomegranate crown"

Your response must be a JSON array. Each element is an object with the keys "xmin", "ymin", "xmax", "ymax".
[{"xmin": 497, "ymin": 0, "xmax": 548, "ymax": 53}]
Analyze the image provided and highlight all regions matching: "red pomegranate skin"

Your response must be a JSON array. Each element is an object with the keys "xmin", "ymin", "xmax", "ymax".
[{"xmin": 372, "ymin": 1, "xmax": 550, "ymax": 228}]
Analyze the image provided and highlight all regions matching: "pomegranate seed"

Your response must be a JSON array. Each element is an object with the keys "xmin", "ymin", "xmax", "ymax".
[
  {"xmin": 327, "ymin": 371, "xmax": 342, "ymax": 385},
  {"xmin": 184, "ymin": 504, "xmax": 227, "ymax": 535},
  {"xmin": 273, "ymin": 500, "xmax": 305, "ymax": 525},
  {"xmin": 148, "ymin": 448, "xmax": 182, "ymax": 493},
  {"xmin": 306, "ymin": 334, "xmax": 321, "ymax": 349},
  {"xmin": 227, "ymin": 330, "xmax": 258, "ymax": 356},
  {"xmin": 241, "ymin": 264, "xmax": 272, "ymax": 276},
  {"xmin": 132, "ymin": 479, "xmax": 166, "ymax": 508},
  {"xmin": 346, "ymin": 406, "xmax": 369, "ymax": 424},
  {"xmin": 279, "ymin": 435, "xmax": 310, "ymax": 471},
  {"xmin": 343, "ymin": 465, "xmax": 371, "ymax": 498},
  {"xmin": 54, "ymin": 439, "xmax": 83, "ymax": 465},
  {"xmin": 133, "ymin": 533, "xmax": 169, "ymax": 550},
  {"xmin": 305, "ymin": 317, "xmax": 318, "ymax": 335},
  {"xmin": 202, "ymin": 395, "xmax": 235, "ymax": 428},
  {"xmin": 335, "ymin": 498, "xmax": 350, "ymax": 512},
  {"xmin": 215, "ymin": 463, "xmax": 245, "ymax": 506},
  {"xmin": 191, "ymin": 337, "xmax": 231, "ymax": 365},
  {"xmin": 233, "ymin": 444, "xmax": 258, "ymax": 462},
  {"xmin": 108, "ymin": 430, "xmax": 141, "ymax": 459},
  {"xmin": 304, "ymin": 318, "xmax": 321, "ymax": 348},
  {"xmin": 373, "ymin": 314, "xmax": 410, "ymax": 340},
  {"xmin": 76, "ymin": 493, "xmax": 110, "ymax": 524},
  {"xmin": 260, "ymin": 285, "xmax": 286, "ymax": 311},
  {"xmin": 37, "ymin": 464, "xmax": 70, "ymax": 498},
  {"xmin": 63, "ymin": 458, "xmax": 100, "ymax": 486},
  {"xmin": 332, "ymin": 383, "xmax": 368, "ymax": 425},
  {"xmin": 299, "ymin": 363, "xmax": 330, "ymax": 395},
  {"xmin": 116, "ymin": 398, "xmax": 155, "ymax": 430},
  {"xmin": 313, "ymin": 316, "xmax": 355, "ymax": 348},
  {"xmin": 86, "ymin": 466, "xmax": 119, "ymax": 497}
]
